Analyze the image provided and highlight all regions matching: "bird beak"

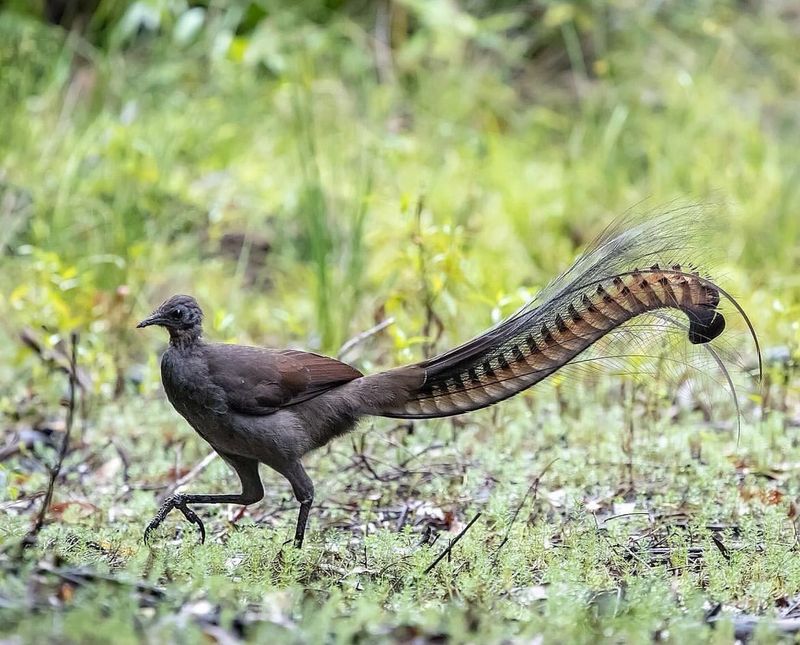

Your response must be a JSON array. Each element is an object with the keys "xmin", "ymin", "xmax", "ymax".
[{"xmin": 136, "ymin": 313, "xmax": 162, "ymax": 328}]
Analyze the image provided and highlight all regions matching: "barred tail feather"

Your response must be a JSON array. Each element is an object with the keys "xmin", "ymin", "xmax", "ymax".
[{"xmin": 374, "ymin": 210, "xmax": 760, "ymax": 419}]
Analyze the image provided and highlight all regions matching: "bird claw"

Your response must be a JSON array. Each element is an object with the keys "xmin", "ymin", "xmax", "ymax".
[
  {"xmin": 174, "ymin": 497, "xmax": 206, "ymax": 544},
  {"xmin": 143, "ymin": 494, "xmax": 206, "ymax": 545}
]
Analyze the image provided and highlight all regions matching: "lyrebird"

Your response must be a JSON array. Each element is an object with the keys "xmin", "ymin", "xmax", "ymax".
[{"xmin": 137, "ymin": 213, "xmax": 760, "ymax": 547}]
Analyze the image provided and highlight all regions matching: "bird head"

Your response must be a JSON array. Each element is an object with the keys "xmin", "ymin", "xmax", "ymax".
[{"xmin": 137, "ymin": 294, "xmax": 204, "ymax": 336}]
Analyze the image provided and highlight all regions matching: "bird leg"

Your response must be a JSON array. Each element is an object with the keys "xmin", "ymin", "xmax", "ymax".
[
  {"xmin": 281, "ymin": 461, "xmax": 315, "ymax": 548},
  {"xmin": 143, "ymin": 453, "xmax": 263, "ymax": 545},
  {"xmin": 294, "ymin": 498, "xmax": 313, "ymax": 548}
]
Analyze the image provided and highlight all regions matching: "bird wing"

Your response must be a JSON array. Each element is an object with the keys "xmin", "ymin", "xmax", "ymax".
[{"xmin": 205, "ymin": 344, "xmax": 363, "ymax": 415}]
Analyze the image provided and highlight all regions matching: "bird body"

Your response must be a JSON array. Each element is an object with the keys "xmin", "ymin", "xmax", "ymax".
[
  {"xmin": 137, "ymin": 214, "xmax": 759, "ymax": 547},
  {"xmin": 160, "ymin": 342, "xmax": 421, "ymax": 458}
]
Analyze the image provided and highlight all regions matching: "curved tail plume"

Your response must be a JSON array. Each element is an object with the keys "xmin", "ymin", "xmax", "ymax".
[{"xmin": 368, "ymin": 210, "xmax": 760, "ymax": 419}]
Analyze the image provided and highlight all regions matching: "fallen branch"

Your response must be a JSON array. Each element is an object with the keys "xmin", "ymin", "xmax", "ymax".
[
  {"xmin": 36, "ymin": 561, "xmax": 166, "ymax": 597},
  {"xmin": 707, "ymin": 605, "xmax": 800, "ymax": 640},
  {"xmin": 424, "ymin": 512, "xmax": 482, "ymax": 575}
]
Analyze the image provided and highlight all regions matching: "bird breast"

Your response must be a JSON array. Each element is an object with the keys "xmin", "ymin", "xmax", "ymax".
[{"xmin": 160, "ymin": 347, "xmax": 228, "ymax": 420}]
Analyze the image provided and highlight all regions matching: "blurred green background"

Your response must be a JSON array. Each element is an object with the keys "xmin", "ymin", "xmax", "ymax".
[
  {"xmin": 1, "ymin": 1, "xmax": 799, "ymax": 642},
  {"xmin": 1, "ymin": 0, "xmax": 798, "ymax": 378}
]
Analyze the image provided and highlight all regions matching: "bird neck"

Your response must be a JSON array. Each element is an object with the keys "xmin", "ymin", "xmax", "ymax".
[{"xmin": 168, "ymin": 327, "xmax": 202, "ymax": 350}]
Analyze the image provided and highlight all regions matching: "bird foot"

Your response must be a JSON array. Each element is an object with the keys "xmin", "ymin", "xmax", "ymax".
[{"xmin": 143, "ymin": 494, "xmax": 206, "ymax": 545}]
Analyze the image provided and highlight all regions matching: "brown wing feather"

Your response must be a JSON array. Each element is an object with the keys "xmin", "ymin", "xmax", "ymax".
[{"xmin": 205, "ymin": 344, "xmax": 362, "ymax": 415}]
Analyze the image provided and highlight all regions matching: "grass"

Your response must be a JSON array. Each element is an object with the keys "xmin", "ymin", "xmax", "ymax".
[
  {"xmin": 3, "ymin": 392, "xmax": 799, "ymax": 642},
  {"xmin": 1, "ymin": 2, "xmax": 800, "ymax": 642}
]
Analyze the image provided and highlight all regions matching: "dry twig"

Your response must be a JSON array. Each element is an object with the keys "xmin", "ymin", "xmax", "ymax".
[
  {"xmin": 19, "ymin": 332, "xmax": 79, "ymax": 551},
  {"xmin": 424, "ymin": 512, "xmax": 482, "ymax": 575},
  {"xmin": 493, "ymin": 458, "xmax": 558, "ymax": 561},
  {"xmin": 159, "ymin": 451, "xmax": 219, "ymax": 502},
  {"xmin": 337, "ymin": 317, "xmax": 395, "ymax": 360}
]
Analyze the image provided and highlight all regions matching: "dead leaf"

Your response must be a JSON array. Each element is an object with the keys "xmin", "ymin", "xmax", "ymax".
[{"xmin": 49, "ymin": 500, "xmax": 99, "ymax": 519}]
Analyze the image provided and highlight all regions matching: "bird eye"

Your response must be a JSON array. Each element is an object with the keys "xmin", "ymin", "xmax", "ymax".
[{"xmin": 170, "ymin": 307, "xmax": 184, "ymax": 319}]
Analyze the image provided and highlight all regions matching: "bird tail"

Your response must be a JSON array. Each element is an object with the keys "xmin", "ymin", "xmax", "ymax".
[{"xmin": 369, "ymin": 210, "xmax": 760, "ymax": 419}]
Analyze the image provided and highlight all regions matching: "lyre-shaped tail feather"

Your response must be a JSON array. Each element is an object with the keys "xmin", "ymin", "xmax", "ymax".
[{"xmin": 374, "ymin": 210, "xmax": 760, "ymax": 419}]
